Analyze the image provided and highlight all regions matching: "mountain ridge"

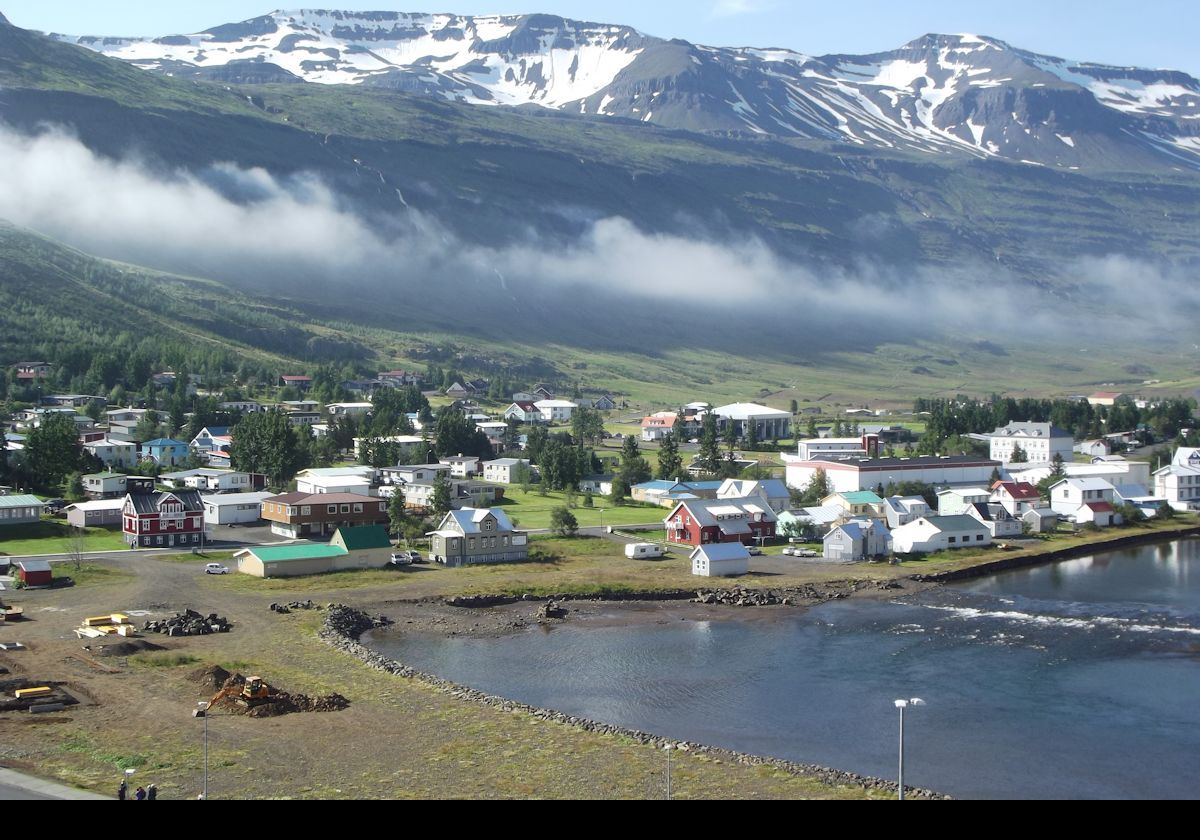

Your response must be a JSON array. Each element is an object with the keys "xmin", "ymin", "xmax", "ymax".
[{"xmin": 48, "ymin": 9, "xmax": 1200, "ymax": 172}]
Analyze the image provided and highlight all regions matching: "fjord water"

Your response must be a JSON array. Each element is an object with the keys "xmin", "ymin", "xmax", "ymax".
[{"xmin": 371, "ymin": 539, "xmax": 1200, "ymax": 799}]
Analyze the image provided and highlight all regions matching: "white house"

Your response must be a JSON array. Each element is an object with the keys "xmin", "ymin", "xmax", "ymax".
[
  {"xmin": 936, "ymin": 488, "xmax": 991, "ymax": 516},
  {"xmin": 690, "ymin": 543, "xmax": 750, "ymax": 577},
  {"xmin": 990, "ymin": 482, "xmax": 1046, "ymax": 517},
  {"xmin": 717, "ymin": 478, "xmax": 791, "ymax": 513},
  {"xmin": 795, "ymin": 437, "xmax": 868, "ymax": 461},
  {"xmin": 1050, "ymin": 478, "xmax": 1122, "ymax": 527},
  {"xmin": 379, "ymin": 464, "xmax": 451, "ymax": 487},
  {"xmin": 161, "ymin": 468, "xmax": 256, "ymax": 493},
  {"xmin": 201, "ymin": 491, "xmax": 274, "ymax": 525},
  {"xmin": 986, "ymin": 421, "xmax": 1074, "ymax": 465},
  {"xmin": 881, "ymin": 496, "xmax": 931, "ymax": 529},
  {"xmin": 1008, "ymin": 458, "xmax": 1151, "ymax": 489},
  {"xmin": 823, "ymin": 519, "xmax": 891, "ymax": 561},
  {"xmin": 439, "ymin": 454, "xmax": 483, "ymax": 479},
  {"xmin": 297, "ymin": 474, "xmax": 375, "ymax": 496},
  {"xmin": 326, "ymin": 402, "xmax": 374, "ymax": 418},
  {"xmin": 190, "ymin": 426, "xmax": 231, "ymax": 452},
  {"xmin": 892, "ymin": 515, "xmax": 992, "ymax": 554},
  {"xmin": 83, "ymin": 472, "xmax": 131, "ymax": 499},
  {"xmin": 964, "ymin": 503, "xmax": 1024, "ymax": 538},
  {"xmin": 534, "ymin": 400, "xmax": 578, "ymax": 423},
  {"xmin": 503, "ymin": 401, "xmax": 542, "ymax": 424},
  {"xmin": 1152, "ymin": 447, "xmax": 1200, "ymax": 512},
  {"xmin": 83, "ymin": 437, "xmax": 138, "ymax": 468},
  {"xmin": 482, "ymin": 458, "xmax": 533, "ymax": 484}
]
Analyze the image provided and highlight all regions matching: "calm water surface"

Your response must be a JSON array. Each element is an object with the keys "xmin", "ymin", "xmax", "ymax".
[{"xmin": 368, "ymin": 538, "xmax": 1200, "ymax": 799}]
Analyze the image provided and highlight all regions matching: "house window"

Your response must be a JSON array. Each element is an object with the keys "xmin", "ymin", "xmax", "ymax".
[
  {"xmin": 340, "ymin": 505, "xmax": 350, "ymax": 514},
  {"xmin": 353, "ymin": 503, "xmax": 363, "ymax": 513},
  {"xmin": 469, "ymin": 538, "xmax": 476, "ymax": 549},
  {"xmin": 379, "ymin": 503, "xmax": 387, "ymax": 512},
  {"xmin": 302, "ymin": 506, "xmax": 311, "ymax": 515},
  {"xmin": 948, "ymin": 536, "xmax": 956, "ymax": 543},
  {"xmin": 327, "ymin": 505, "xmax": 337, "ymax": 514},
  {"xmin": 977, "ymin": 535, "xmax": 984, "ymax": 541}
]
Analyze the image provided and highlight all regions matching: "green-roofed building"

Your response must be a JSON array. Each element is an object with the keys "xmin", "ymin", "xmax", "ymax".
[
  {"xmin": 235, "ymin": 526, "xmax": 395, "ymax": 578},
  {"xmin": 0, "ymin": 494, "xmax": 46, "ymax": 526},
  {"xmin": 822, "ymin": 490, "xmax": 885, "ymax": 518}
]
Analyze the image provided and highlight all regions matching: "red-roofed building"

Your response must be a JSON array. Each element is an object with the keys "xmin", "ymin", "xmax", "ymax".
[
  {"xmin": 990, "ymin": 481, "xmax": 1046, "ymax": 516},
  {"xmin": 280, "ymin": 375, "xmax": 313, "ymax": 391},
  {"xmin": 664, "ymin": 499, "xmax": 777, "ymax": 547},
  {"xmin": 641, "ymin": 412, "xmax": 679, "ymax": 442},
  {"xmin": 503, "ymin": 401, "xmax": 542, "ymax": 424}
]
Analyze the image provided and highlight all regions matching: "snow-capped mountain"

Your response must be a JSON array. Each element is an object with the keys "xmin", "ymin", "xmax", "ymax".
[{"xmin": 52, "ymin": 10, "xmax": 1200, "ymax": 170}]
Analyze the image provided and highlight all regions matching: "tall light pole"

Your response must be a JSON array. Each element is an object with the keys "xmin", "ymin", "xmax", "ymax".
[
  {"xmin": 894, "ymin": 697, "xmax": 924, "ymax": 800},
  {"xmin": 197, "ymin": 701, "xmax": 210, "ymax": 800},
  {"xmin": 664, "ymin": 743, "xmax": 672, "ymax": 801}
]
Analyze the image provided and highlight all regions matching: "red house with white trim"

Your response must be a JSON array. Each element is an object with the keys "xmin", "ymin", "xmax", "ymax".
[
  {"xmin": 122, "ymin": 490, "xmax": 205, "ymax": 548},
  {"xmin": 663, "ymin": 499, "xmax": 777, "ymax": 547}
]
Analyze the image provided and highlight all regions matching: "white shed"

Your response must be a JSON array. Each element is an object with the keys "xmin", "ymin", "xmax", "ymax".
[
  {"xmin": 201, "ymin": 492, "xmax": 274, "ymax": 525},
  {"xmin": 690, "ymin": 543, "xmax": 750, "ymax": 577}
]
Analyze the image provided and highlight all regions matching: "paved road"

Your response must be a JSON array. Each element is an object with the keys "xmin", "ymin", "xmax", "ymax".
[{"xmin": 0, "ymin": 768, "xmax": 108, "ymax": 800}]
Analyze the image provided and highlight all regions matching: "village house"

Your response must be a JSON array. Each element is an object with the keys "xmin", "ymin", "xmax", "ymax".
[
  {"xmin": 280, "ymin": 375, "xmax": 313, "ymax": 391},
  {"xmin": 83, "ymin": 437, "xmax": 138, "ymax": 468},
  {"xmin": 160, "ymin": 468, "xmax": 261, "ymax": 493},
  {"xmin": 427, "ymin": 508, "xmax": 527, "ymax": 566},
  {"xmin": 218, "ymin": 400, "xmax": 263, "ymax": 414},
  {"xmin": 201, "ymin": 491, "xmax": 274, "ymax": 526},
  {"xmin": 0, "ymin": 495, "xmax": 45, "ymax": 526},
  {"xmin": 379, "ymin": 464, "xmax": 451, "ymax": 487},
  {"xmin": 439, "ymin": 454, "xmax": 483, "ymax": 479},
  {"xmin": 400, "ymin": 479, "xmax": 502, "ymax": 511},
  {"xmin": 579, "ymin": 474, "xmax": 615, "ymax": 496},
  {"xmin": 1152, "ymin": 447, "xmax": 1200, "ymax": 512},
  {"xmin": 326, "ymin": 402, "xmax": 374, "ymax": 418},
  {"xmin": 664, "ymin": 498, "xmax": 777, "ymax": 547},
  {"xmin": 641, "ymin": 412, "xmax": 680, "ymax": 442},
  {"xmin": 936, "ymin": 488, "xmax": 991, "ymax": 516},
  {"xmin": 140, "ymin": 438, "xmax": 190, "ymax": 466},
  {"xmin": 690, "ymin": 543, "xmax": 750, "ymax": 577},
  {"xmin": 891, "ymin": 515, "xmax": 992, "ymax": 554},
  {"xmin": 880, "ymin": 496, "xmax": 931, "ymax": 529},
  {"xmin": 122, "ymin": 489, "xmax": 205, "ymax": 548},
  {"xmin": 716, "ymin": 478, "xmax": 791, "ymax": 512},
  {"xmin": 778, "ymin": 505, "xmax": 845, "ymax": 539},
  {"xmin": 821, "ymin": 490, "xmax": 885, "ymax": 519},
  {"xmin": 65, "ymin": 499, "xmax": 124, "ymax": 529},
  {"xmin": 481, "ymin": 458, "xmax": 533, "ymax": 485},
  {"xmin": 964, "ymin": 502, "xmax": 1024, "ymax": 538},
  {"xmin": 235, "ymin": 526, "xmax": 393, "ymax": 578},
  {"xmin": 990, "ymin": 481, "xmax": 1046, "ymax": 517},
  {"xmin": 190, "ymin": 426, "xmax": 231, "ymax": 452},
  {"xmin": 795, "ymin": 436, "xmax": 871, "ymax": 461},
  {"xmin": 83, "ymin": 472, "xmax": 153, "ymax": 499},
  {"xmin": 503, "ymin": 401, "xmax": 542, "ymax": 424},
  {"xmin": 1049, "ymin": 478, "xmax": 1123, "ymax": 527},
  {"xmin": 260, "ymin": 492, "xmax": 389, "ymax": 539},
  {"xmin": 13, "ymin": 361, "xmax": 51, "ymax": 381},
  {"xmin": 823, "ymin": 518, "xmax": 892, "ymax": 561},
  {"xmin": 985, "ymin": 421, "xmax": 1074, "ymax": 465},
  {"xmin": 534, "ymin": 399, "xmax": 578, "ymax": 424}
]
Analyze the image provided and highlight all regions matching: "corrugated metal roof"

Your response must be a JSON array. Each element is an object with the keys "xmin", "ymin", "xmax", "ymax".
[
  {"xmin": 335, "ymin": 525, "xmax": 392, "ymax": 551},
  {"xmin": 243, "ymin": 544, "xmax": 349, "ymax": 564},
  {"xmin": 0, "ymin": 495, "xmax": 46, "ymax": 508}
]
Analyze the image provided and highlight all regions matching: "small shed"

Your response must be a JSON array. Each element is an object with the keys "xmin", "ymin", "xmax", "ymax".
[
  {"xmin": 234, "ymin": 544, "xmax": 349, "ymax": 579},
  {"xmin": 690, "ymin": 543, "xmax": 750, "ymax": 578},
  {"xmin": 16, "ymin": 559, "xmax": 53, "ymax": 588}
]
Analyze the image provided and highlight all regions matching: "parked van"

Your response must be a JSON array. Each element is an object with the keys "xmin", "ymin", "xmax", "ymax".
[{"xmin": 624, "ymin": 542, "xmax": 664, "ymax": 560}]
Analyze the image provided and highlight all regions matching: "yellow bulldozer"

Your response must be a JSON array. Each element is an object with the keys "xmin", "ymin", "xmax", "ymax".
[{"xmin": 194, "ymin": 676, "xmax": 275, "ymax": 716}]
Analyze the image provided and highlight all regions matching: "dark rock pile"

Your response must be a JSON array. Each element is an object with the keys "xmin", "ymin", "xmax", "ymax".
[
  {"xmin": 536, "ymin": 601, "xmax": 569, "ymax": 619},
  {"xmin": 269, "ymin": 600, "xmax": 322, "ymax": 614},
  {"xmin": 324, "ymin": 605, "xmax": 393, "ymax": 639},
  {"xmin": 143, "ymin": 609, "xmax": 231, "ymax": 636}
]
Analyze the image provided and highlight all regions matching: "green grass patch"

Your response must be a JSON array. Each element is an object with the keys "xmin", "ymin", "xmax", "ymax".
[
  {"xmin": 156, "ymin": 551, "xmax": 236, "ymax": 565},
  {"xmin": 495, "ymin": 488, "xmax": 665, "ymax": 530},
  {"xmin": 53, "ymin": 562, "xmax": 134, "ymax": 587},
  {"xmin": 0, "ymin": 521, "xmax": 128, "ymax": 556},
  {"xmin": 61, "ymin": 734, "xmax": 149, "ymax": 771}
]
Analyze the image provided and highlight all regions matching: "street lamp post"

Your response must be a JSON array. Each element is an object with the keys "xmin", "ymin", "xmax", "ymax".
[
  {"xmin": 198, "ymin": 701, "xmax": 210, "ymax": 800},
  {"xmin": 894, "ymin": 697, "xmax": 925, "ymax": 800}
]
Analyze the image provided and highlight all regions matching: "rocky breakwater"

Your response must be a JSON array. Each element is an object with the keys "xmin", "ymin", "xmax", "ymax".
[
  {"xmin": 694, "ymin": 579, "xmax": 904, "ymax": 607},
  {"xmin": 319, "ymin": 605, "xmax": 947, "ymax": 799}
]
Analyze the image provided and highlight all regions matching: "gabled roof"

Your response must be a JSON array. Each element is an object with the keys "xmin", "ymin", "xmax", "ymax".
[
  {"xmin": 834, "ymin": 490, "xmax": 884, "ymax": 505},
  {"xmin": 194, "ymin": 426, "xmax": 231, "ymax": 437},
  {"xmin": 1085, "ymin": 502, "xmax": 1116, "ymax": 513},
  {"xmin": 992, "ymin": 481, "xmax": 1041, "ymax": 501},
  {"xmin": 125, "ymin": 490, "xmax": 203, "ymax": 514},
  {"xmin": 334, "ymin": 525, "xmax": 392, "ymax": 551},
  {"xmin": 438, "ymin": 507, "xmax": 516, "ymax": 534},
  {"xmin": 713, "ymin": 402, "xmax": 791, "ymax": 419},
  {"xmin": 142, "ymin": 438, "xmax": 187, "ymax": 447},
  {"xmin": 0, "ymin": 494, "xmax": 45, "ymax": 508},
  {"xmin": 689, "ymin": 543, "xmax": 751, "ymax": 563},
  {"xmin": 1052, "ymin": 477, "xmax": 1115, "ymax": 492}
]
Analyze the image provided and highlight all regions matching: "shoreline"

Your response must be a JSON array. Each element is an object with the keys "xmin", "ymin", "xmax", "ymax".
[{"xmin": 321, "ymin": 606, "xmax": 949, "ymax": 800}]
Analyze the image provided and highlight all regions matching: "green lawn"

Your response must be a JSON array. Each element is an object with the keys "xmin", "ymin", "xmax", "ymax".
[
  {"xmin": 53, "ymin": 562, "xmax": 135, "ymax": 587},
  {"xmin": 0, "ymin": 521, "xmax": 128, "ymax": 556},
  {"xmin": 494, "ymin": 488, "xmax": 666, "ymax": 530}
]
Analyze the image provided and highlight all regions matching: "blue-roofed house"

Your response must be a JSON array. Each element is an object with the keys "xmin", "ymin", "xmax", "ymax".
[
  {"xmin": 718, "ymin": 478, "xmax": 792, "ymax": 513},
  {"xmin": 141, "ymin": 438, "xmax": 190, "ymax": 466},
  {"xmin": 823, "ymin": 518, "xmax": 891, "ymax": 561}
]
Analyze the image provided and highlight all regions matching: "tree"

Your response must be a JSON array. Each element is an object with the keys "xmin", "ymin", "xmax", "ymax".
[
  {"xmin": 798, "ymin": 467, "xmax": 831, "ymax": 505},
  {"xmin": 617, "ymin": 435, "xmax": 651, "ymax": 489},
  {"xmin": 990, "ymin": 467, "xmax": 1003, "ymax": 485},
  {"xmin": 133, "ymin": 409, "xmax": 162, "ymax": 442},
  {"xmin": 433, "ymin": 408, "xmax": 492, "ymax": 459},
  {"xmin": 26, "ymin": 413, "xmax": 85, "ymax": 489},
  {"xmin": 1010, "ymin": 443, "xmax": 1029, "ymax": 464},
  {"xmin": 230, "ymin": 411, "xmax": 310, "ymax": 488},
  {"xmin": 431, "ymin": 473, "xmax": 453, "ymax": 516},
  {"xmin": 550, "ymin": 506, "xmax": 579, "ymax": 537},
  {"xmin": 1049, "ymin": 452, "xmax": 1066, "ymax": 478},
  {"xmin": 656, "ymin": 430, "xmax": 682, "ymax": 480},
  {"xmin": 697, "ymin": 409, "xmax": 721, "ymax": 474},
  {"xmin": 388, "ymin": 487, "xmax": 410, "ymax": 540},
  {"xmin": 571, "ymin": 407, "xmax": 605, "ymax": 446},
  {"xmin": 65, "ymin": 471, "xmax": 86, "ymax": 501}
]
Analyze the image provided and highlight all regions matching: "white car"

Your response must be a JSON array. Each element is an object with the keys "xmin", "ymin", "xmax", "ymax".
[{"xmin": 204, "ymin": 563, "xmax": 230, "ymax": 575}]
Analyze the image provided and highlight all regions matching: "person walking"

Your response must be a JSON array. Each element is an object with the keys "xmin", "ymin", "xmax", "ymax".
[
  {"xmin": 147, "ymin": 784, "xmax": 157, "ymax": 801},
  {"xmin": 117, "ymin": 779, "xmax": 128, "ymax": 801}
]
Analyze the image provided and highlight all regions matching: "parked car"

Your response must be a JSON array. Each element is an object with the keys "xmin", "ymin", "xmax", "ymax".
[
  {"xmin": 204, "ymin": 563, "xmax": 230, "ymax": 575},
  {"xmin": 44, "ymin": 498, "xmax": 67, "ymax": 514},
  {"xmin": 747, "ymin": 545, "xmax": 762, "ymax": 556},
  {"xmin": 389, "ymin": 552, "xmax": 413, "ymax": 566}
]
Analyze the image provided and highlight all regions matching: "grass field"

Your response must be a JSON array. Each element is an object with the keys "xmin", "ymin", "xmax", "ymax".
[
  {"xmin": 0, "ymin": 521, "xmax": 128, "ymax": 556},
  {"xmin": 494, "ymin": 488, "xmax": 666, "ymax": 530}
]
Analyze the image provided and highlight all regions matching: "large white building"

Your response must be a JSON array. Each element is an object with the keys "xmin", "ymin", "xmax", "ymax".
[
  {"xmin": 1153, "ymin": 447, "xmax": 1200, "ymax": 512},
  {"xmin": 1008, "ymin": 458, "xmax": 1151, "ymax": 489},
  {"xmin": 795, "ymin": 437, "xmax": 868, "ymax": 461},
  {"xmin": 891, "ymin": 515, "xmax": 992, "ymax": 554},
  {"xmin": 712, "ymin": 403, "xmax": 791, "ymax": 441},
  {"xmin": 783, "ymin": 454, "xmax": 1001, "ymax": 494},
  {"xmin": 986, "ymin": 421, "xmax": 1074, "ymax": 465},
  {"xmin": 1049, "ymin": 478, "xmax": 1122, "ymax": 527},
  {"xmin": 534, "ymin": 400, "xmax": 578, "ymax": 423}
]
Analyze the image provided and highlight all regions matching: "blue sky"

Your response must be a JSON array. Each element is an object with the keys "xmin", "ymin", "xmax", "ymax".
[{"xmin": 4, "ymin": 1, "xmax": 1198, "ymax": 76}]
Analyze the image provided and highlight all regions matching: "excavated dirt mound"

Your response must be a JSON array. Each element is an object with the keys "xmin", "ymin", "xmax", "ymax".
[
  {"xmin": 188, "ymin": 664, "xmax": 232, "ymax": 690},
  {"xmin": 87, "ymin": 640, "xmax": 166, "ymax": 657}
]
